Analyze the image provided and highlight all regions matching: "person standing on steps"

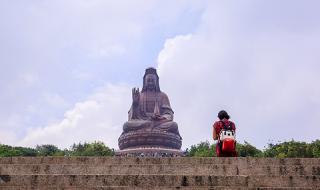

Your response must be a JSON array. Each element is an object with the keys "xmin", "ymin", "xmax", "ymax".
[{"xmin": 213, "ymin": 110, "xmax": 237, "ymax": 157}]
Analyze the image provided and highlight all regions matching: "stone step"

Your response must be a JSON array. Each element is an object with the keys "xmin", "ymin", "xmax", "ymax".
[
  {"xmin": 0, "ymin": 164, "xmax": 319, "ymax": 176},
  {"xmin": 0, "ymin": 186, "xmax": 317, "ymax": 190},
  {"xmin": 1, "ymin": 157, "xmax": 320, "ymax": 166},
  {"xmin": 0, "ymin": 175, "xmax": 319, "ymax": 188}
]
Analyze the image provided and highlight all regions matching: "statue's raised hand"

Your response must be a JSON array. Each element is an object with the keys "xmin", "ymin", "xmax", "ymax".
[{"xmin": 132, "ymin": 87, "xmax": 140, "ymax": 106}]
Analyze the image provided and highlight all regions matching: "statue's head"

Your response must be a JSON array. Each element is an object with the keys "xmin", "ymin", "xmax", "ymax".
[{"xmin": 142, "ymin": 67, "xmax": 160, "ymax": 92}]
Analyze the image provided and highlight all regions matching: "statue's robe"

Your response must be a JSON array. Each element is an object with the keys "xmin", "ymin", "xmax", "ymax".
[{"xmin": 123, "ymin": 90, "xmax": 180, "ymax": 136}]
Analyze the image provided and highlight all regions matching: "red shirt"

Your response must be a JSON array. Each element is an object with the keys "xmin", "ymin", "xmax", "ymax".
[{"xmin": 213, "ymin": 119, "xmax": 236, "ymax": 140}]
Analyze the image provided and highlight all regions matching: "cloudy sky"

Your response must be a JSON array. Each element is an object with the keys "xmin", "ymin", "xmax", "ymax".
[{"xmin": 0, "ymin": 0, "xmax": 319, "ymax": 150}]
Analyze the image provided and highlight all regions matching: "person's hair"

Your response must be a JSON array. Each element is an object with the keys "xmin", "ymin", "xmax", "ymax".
[{"xmin": 218, "ymin": 110, "xmax": 230, "ymax": 120}]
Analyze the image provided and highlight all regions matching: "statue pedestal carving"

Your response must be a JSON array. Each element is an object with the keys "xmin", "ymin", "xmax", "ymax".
[
  {"xmin": 115, "ymin": 147, "xmax": 184, "ymax": 156},
  {"xmin": 118, "ymin": 131, "xmax": 182, "ymax": 150}
]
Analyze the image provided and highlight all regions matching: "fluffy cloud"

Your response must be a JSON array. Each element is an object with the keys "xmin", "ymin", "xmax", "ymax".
[
  {"xmin": 18, "ymin": 84, "xmax": 130, "ymax": 149},
  {"xmin": 157, "ymin": 1, "xmax": 320, "ymax": 149},
  {"xmin": 2, "ymin": 1, "xmax": 320, "ymax": 150},
  {"xmin": 0, "ymin": 0, "xmax": 205, "ymax": 147}
]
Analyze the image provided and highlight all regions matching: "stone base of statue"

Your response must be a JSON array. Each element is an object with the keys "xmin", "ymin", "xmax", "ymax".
[
  {"xmin": 117, "ymin": 129, "xmax": 183, "ymax": 157},
  {"xmin": 115, "ymin": 146, "xmax": 184, "ymax": 157},
  {"xmin": 118, "ymin": 130, "xmax": 182, "ymax": 150}
]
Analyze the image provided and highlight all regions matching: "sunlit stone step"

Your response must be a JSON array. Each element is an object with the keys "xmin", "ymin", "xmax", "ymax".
[
  {"xmin": 0, "ymin": 164, "xmax": 319, "ymax": 176},
  {"xmin": 0, "ymin": 157, "xmax": 320, "ymax": 166},
  {"xmin": 0, "ymin": 157, "xmax": 319, "ymax": 188},
  {"xmin": 0, "ymin": 186, "xmax": 317, "ymax": 190},
  {"xmin": 0, "ymin": 175, "xmax": 319, "ymax": 188}
]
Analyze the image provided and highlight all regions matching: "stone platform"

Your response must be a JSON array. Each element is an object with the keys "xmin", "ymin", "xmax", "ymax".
[
  {"xmin": 0, "ymin": 157, "xmax": 319, "ymax": 189},
  {"xmin": 118, "ymin": 131, "xmax": 182, "ymax": 150},
  {"xmin": 115, "ymin": 147, "xmax": 184, "ymax": 157}
]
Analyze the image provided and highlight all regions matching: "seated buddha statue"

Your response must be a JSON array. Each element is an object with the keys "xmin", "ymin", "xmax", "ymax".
[{"xmin": 118, "ymin": 67, "xmax": 182, "ymax": 150}]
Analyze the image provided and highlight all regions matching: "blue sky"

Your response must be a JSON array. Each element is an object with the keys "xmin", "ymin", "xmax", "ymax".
[{"xmin": 0, "ymin": 1, "xmax": 319, "ymax": 149}]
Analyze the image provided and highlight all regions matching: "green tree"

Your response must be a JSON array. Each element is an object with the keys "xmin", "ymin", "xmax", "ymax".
[
  {"xmin": 236, "ymin": 141, "xmax": 263, "ymax": 157},
  {"xmin": 308, "ymin": 140, "xmax": 320, "ymax": 157},
  {"xmin": 186, "ymin": 141, "xmax": 216, "ymax": 157},
  {"xmin": 69, "ymin": 141, "xmax": 114, "ymax": 156},
  {"xmin": 0, "ymin": 144, "xmax": 37, "ymax": 157},
  {"xmin": 36, "ymin": 144, "xmax": 63, "ymax": 156},
  {"xmin": 263, "ymin": 140, "xmax": 312, "ymax": 158}
]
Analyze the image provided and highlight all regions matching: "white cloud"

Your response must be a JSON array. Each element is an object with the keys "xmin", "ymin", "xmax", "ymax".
[
  {"xmin": 0, "ymin": 130, "xmax": 17, "ymax": 145},
  {"xmin": 71, "ymin": 70, "xmax": 92, "ymax": 81},
  {"xmin": 2, "ymin": 1, "xmax": 320, "ymax": 151},
  {"xmin": 43, "ymin": 93, "xmax": 69, "ymax": 109},
  {"xmin": 157, "ymin": 1, "xmax": 320, "ymax": 149},
  {"xmin": 20, "ymin": 73, "xmax": 39, "ymax": 87},
  {"xmin": 18, "ymin": 83, "xmax": 131, "ymax": 149},
  {"xmin": 0, "ymin": 0, "xmax": 206, "ymax": 148},
  {"xmin": 88, "ymin": 44, "xmax": 126, "ymax": 59}
]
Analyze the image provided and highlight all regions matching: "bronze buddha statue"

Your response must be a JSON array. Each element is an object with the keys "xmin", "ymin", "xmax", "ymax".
[{"xmin": 118, "ymin": 67, "xmax": 182, "ymax": 150}]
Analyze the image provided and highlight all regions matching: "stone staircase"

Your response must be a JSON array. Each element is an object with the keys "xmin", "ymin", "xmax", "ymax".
[{"xmin": 0, "ymin": 157, "xmax": 319, "ymax": 189}]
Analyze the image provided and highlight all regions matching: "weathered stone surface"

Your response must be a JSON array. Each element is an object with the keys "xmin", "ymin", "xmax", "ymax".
[
  {"xmin": 0, "ymin": 157, "xmax": 319, "ymax": 189},
  {"xmin": 0, "ymin": 175, "xmax": 319, "ymax": 188},
  {"xmin": 0, "ymin": 164, "xmax": 319, "ymax": 176},
  {"xmin": 1, "ymin": 157, "xmax": 320, "ymax": 165},
  {"xmin": 0, "ymin": 175, "xmax": 248, "ymax": 186},
  {"xmin": 0, "ymin": 187, "xmax": 316, "ymax": 190}
]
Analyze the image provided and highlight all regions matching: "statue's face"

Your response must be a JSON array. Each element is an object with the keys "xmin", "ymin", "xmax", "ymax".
[{"xmin": 145, "ymin": 74, "xmax": 157, "ymax": 91}]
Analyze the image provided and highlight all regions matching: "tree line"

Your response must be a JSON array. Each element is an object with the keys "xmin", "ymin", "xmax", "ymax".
[
  {"xmin": 0, "ymin": 140, "xmax": 319, "ymax": 157},
  {"xmin": 186, "ymin": 140, "xmax": 320, "ymax": 158},
  {"xmin": 0, "ymin": 141, "xmax": 114, "ymax": 157}
]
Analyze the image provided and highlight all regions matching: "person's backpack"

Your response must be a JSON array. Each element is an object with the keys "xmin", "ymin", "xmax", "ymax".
[{"xmin": 219, "ymin": 121, "xmax": 236, "ymax": 152}]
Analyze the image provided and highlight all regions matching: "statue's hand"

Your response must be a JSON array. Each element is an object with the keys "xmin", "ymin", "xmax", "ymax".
[
  {"xmin": 152, "ymin": 114, "xmax": 166, "ymax": 121},
  {"xmin": 132, "ymin": 87, "xmax": 140, "ymax": 106}
]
